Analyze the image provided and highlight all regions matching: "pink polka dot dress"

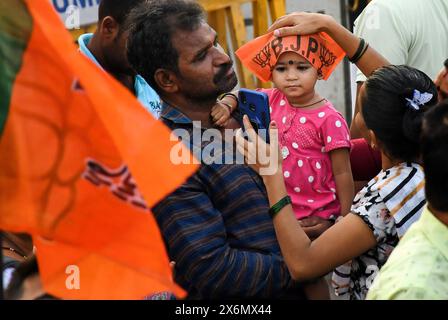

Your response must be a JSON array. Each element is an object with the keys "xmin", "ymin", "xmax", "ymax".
[{"xmin": 259, "ymin": 88, "xmax": 351, "ymax": 220}]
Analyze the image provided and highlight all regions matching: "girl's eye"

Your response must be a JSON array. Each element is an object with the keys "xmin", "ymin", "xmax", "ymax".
[
  {"xmin": 298, "ymin": 66, "xmax": 309, "ymax": 71},
  {"xmin": 275, "ymin": 67, "xmax": 286, "ymax": 72}
]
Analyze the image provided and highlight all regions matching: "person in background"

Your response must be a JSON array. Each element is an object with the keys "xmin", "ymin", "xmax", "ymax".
[
  {"xmin": 435, "ymin": 59, "xmax": 448, "ymax": 102},
  {"xmin": 2, "ymin": 233, "xmax": 33, "ymax": 291},
  {"xmin": 5, "ymin": 255, "xmax": 57, "ymax": 300},
  {"xmin": 367, "ymin": 99, "xmax": 448, "ymax": 300},
  {"xmin": 78, "ymin": 0, "xmax": 162, "ymax": 118},
  {"xmin": 349, "ymin": 0, "xmax": 448, "ymax": 186},
  {"xmin": 351, "ymin": 0, "xmax": 448, "ymax": 139}
]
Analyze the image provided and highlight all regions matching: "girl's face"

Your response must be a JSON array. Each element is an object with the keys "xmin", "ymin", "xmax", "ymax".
[{"xmin": 271, "ymin": 52, "xmax": 318, "ymax": 101}]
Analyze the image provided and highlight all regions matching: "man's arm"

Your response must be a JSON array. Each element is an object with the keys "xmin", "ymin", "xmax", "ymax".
[{"xmin": 152, "ymin": 171, "xmax": 295, "ymax": 298}]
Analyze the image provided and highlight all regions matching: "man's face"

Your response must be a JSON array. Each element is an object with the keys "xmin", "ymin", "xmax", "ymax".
[
  {"xmin": 171, "ymin": 22, "xmax": 238, "ymax": 103},
  {"xmin": 434, "ymin": 65, "xmax": 448, "ymax": 102}
]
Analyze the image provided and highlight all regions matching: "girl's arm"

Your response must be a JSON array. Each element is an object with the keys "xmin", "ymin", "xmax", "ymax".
[
  {"xmin": 267, "ymin": 12, "xmax": 390, "ymax": 78},
  {"xmin": 330, "ymin": 148, "xmax": 354, "ymax": 216},
  {"xmin": 211, "ymin": 91, "xmax": 239, "ymax": 127},
  {"xmin": 236, "ymin": 116, "xmax": 376, "ymax": 281}
]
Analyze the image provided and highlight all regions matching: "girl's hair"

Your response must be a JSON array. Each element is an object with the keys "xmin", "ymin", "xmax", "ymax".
[
  {"xmin": 421, "ymin": 99, "xmax": 448, "ymax": 212},
  {"xmin": 362, "ymin": 65, "xmax": 438, "ymax": 162}
]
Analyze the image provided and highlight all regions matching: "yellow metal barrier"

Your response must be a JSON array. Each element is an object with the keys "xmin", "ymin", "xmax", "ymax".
[
  {"xmin": 69, "ymin": 0, "xmax": 286, "ymax": 89},
  {"xmin": 204, "ymin": 0, "xmax": 286, "ymax": 88}
]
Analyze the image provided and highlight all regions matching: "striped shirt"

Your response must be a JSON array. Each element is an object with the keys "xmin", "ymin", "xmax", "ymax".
[
  {"xmin": 152, "ymin": 103, "xmax": 304, "ymax": 299},
  {"xmin": 332, "ymin": 162, "xmax": 426, "ymax": 300}
]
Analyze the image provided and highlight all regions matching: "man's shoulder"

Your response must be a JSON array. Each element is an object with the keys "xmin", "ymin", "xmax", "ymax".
[{"xmin": 368, "ymin": 220, "xmax": 448, "ymax": 299}]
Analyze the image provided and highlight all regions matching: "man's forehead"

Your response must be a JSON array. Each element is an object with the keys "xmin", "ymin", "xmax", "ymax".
[{"xmin": 172, "ymin": 23, "xmax": 215, "ymax": 49}]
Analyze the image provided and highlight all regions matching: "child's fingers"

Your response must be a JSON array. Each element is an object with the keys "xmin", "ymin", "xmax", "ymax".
[
  {"xmin": 301, "ymin": 225, "xmax": 323, "ymax": 239},
  {"xmin": 211, "ymin": 108, "xmax": 221, "ymax": 118},
  {"xmin": 215, "ymin": 117, "xmax": 227, "ymax": 127}
]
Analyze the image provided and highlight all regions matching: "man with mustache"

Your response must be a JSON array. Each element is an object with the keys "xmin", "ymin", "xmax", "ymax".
[{"xmin": 126, "ymin": 0, "xmax": 306, "ymax": 299}]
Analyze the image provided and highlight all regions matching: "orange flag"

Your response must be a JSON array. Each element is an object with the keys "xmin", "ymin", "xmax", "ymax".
[
  {"xmin": 0, "ymin": 0, "xmax": 197, "ymax": 299},
  {"xmin": 235, "ymin": 32, "xmax": 346, "ymax": 82}
]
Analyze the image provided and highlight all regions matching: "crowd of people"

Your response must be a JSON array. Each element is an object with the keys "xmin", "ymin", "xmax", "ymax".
[{"xmin": 2, "ymin": 0, "xmax": 448, "ymax": 300}]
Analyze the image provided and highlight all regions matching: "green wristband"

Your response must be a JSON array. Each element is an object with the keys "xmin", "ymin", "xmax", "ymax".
[{"xmin": 269, "ymin": 195, "xmax": 292, "ymax": 218}]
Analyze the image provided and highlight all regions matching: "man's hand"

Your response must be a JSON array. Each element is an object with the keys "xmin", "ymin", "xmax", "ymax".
[{"xmin": 298, "ymin": 216, "xmax": 333, "ymax": 240}]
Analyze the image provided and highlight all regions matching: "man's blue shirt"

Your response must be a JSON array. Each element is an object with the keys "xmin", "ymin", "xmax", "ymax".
[{"xmin": 78, "ymin": 33, "xmax": 161, "ymax": 118}]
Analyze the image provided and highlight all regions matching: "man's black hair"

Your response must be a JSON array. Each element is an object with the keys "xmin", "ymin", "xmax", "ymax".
[
  {"xmin": 98, "ymin": 0, "xmax": 146, "ymax": 25},
  {"xmin": 126, "ymin": 0, "xmax": 206, "ymax": 91},
  {"xmin": 421, "ymin": 99, "xmax": 448, "ymax": 212}
]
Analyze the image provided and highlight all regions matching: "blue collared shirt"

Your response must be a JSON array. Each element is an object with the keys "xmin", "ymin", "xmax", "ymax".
[
  {"xmin": 152, "ymin": 102, "xmax": 304, "ymax": 299},
  {"xmin": 78, "ymin": 33, "xmax": 161, "ymax": 118}
]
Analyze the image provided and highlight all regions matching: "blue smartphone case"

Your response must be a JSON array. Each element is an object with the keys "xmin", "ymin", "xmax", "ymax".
[{"xmin": 238, "ymin": 89, "xmax": 271, "ymax": 143}]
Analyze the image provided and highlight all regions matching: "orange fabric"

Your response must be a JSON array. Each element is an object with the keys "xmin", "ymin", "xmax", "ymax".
[
  {"xmin": 0, "ymin": 0, "xmax": 198, "ymax": 299},
  {"xmin": 235, "ymin": 32, "xmax": 346, "ymax": 82}
]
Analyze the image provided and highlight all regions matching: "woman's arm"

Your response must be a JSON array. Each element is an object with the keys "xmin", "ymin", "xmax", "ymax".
[
  {"xmin": 236, "ymin": 116, "xmax": 376, "ymax": 281},
  {"xmin": 330, "ymin": 148, "xmax": 354, "ymax": 216},
  {"xmin": 263, "ymin": 170, "xmax": 376, "ymax": 280},
  {"xmin": 267, "ymin": 12, "xmax": 390, "ymax": 78}
]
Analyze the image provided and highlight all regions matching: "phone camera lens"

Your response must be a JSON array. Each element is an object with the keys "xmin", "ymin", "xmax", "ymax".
[{"xmin": 240, "ymin": 92, "xmax": 247, "ymax": 104}]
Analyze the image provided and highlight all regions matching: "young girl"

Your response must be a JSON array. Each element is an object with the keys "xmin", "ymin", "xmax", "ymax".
[
  {"xmin": 235, "ymin": 11, "xmax": 438, "ymax": 300},
  {"xmin": 214, "ymin": 33, "xmax": 354, "ymax": 241}
]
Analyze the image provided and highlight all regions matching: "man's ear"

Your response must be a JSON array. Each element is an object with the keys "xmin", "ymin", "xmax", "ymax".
[
  {"xmin": 154, "ymin": 69, "xmax": 179, "ymax": 94},
  {"xmin": 99, "ymin": 16, "xmax": 119, "ymax": 40}
]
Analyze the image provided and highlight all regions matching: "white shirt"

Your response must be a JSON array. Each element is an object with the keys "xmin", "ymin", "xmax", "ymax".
[{"xmin": 354, "ymin": 0, "xmax": 448, "ymax": 82}]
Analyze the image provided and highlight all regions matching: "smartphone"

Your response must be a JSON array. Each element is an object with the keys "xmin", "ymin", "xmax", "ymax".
[{"xmin": 238, "ymin": 89, "xmax": 271, "ymax": 143}]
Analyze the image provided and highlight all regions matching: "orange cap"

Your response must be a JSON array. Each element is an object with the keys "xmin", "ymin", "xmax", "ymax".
[{"xmin": 236, "ymin": 32, "xmax": 346, "ymax": 82}]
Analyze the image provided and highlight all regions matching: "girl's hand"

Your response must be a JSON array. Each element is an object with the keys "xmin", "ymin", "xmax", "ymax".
[
  {"xmin": 211, "ymin": 102, "xmax": 232, "ymax": 127},
  {"xmin": 235, "ymin": 115, "xmax": 282, "ymax": 177},
  {"xmin": 298, "ymin": 216, "xmax": 334, "ymax": 240},
  {"xmin": 267, "ymin": 12, "xmax": 334, "ymax": 37}
]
